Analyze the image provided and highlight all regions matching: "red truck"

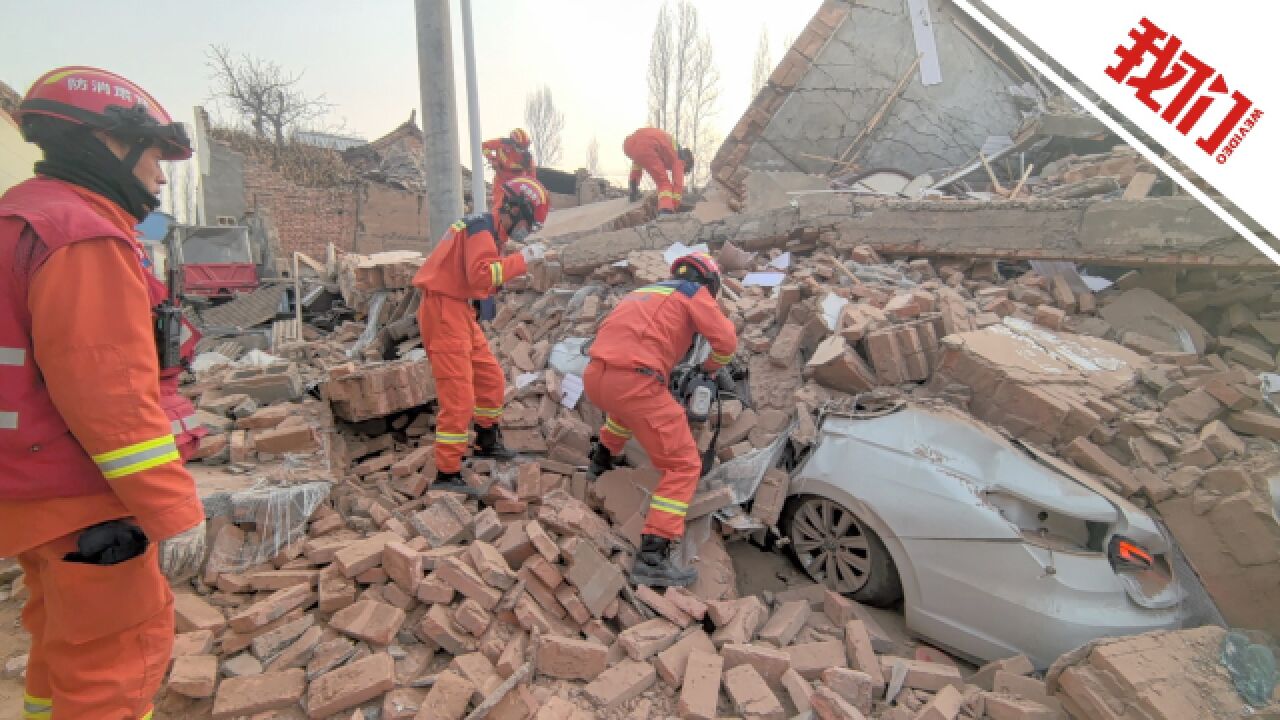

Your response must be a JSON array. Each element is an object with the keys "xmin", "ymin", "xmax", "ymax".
[{"xmin": 171, "ymin": 225, "xmax": 258, "ymax": 299}]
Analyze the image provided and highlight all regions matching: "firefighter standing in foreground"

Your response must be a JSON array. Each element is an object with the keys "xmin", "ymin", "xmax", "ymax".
[
  {"xmin": 623, "ymin": 127, "xmax": 694, "ymax": 214},
  {"xmin": 584, "ymin": 252, "xmax": 737, "ymax": 586},
  {"xmin": 414, "ymin": 176, "xmax": 551, "ymax": 493},
  {"xmin": 0, "ymin": 66, "xmax": 208, "ymax": 719},
  {"xmin": 482, "ymin": 127, "xmax": 537, "ymax": 211}
]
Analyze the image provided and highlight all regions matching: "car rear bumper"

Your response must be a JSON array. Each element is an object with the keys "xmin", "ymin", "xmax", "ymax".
[{"xmin": 899, "ymin": 538, "xmax": 1186, "ymax": 668}]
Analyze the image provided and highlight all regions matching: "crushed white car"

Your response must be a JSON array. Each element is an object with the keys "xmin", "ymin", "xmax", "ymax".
[{"xmin": 779, "ymin": 403, "xmax": 1187, "ymax": 668}]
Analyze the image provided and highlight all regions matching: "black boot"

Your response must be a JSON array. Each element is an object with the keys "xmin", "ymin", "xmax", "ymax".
[
  {"xmin": 472, "ymin": 424, "xmax": 516, "ymax": 460},
  {"xmin": 588, "ymin": 441, "xmax": 615, "ymax": 479},
  {"xmin": 631, "ymin": 534, "xmax": 698, "ymax": 588},
  {"xmin": 432, "ymin": 469, "xmax": 480, "ymax": 496}
]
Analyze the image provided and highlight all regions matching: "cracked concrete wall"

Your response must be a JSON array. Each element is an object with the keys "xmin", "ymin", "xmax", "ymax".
[{"xmin": 745, "ymin": 0, "xmax": 1023, "ymax": 177}]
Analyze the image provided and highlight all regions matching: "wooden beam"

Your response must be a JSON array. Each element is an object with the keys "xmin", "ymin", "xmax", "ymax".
[{"xmin": 833, "ymin": 54, "xmax": 923, "ymax": 171}]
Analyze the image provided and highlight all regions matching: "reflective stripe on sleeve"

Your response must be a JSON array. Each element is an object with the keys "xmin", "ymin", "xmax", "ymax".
[
  {"xmin": 435, "ymin": 431, "xmax": 470, "ymax": 445},
  {"xmin": 473, "ymin": 406, "xmax": 502, "ymax": 419},
  {"xmin": 91, "ymin": 435, "xmax": 181, "ymax": 479},
  {"xmin": 489, "ymin": 262, "xmax": 505, "ymax": 287},
  {"xmin": 710, "ymin": 350, "xmax": 733, "ymax": 365}
]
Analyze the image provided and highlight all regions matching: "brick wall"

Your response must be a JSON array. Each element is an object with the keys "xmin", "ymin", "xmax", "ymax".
[{"xmin": 240, "ymin": 153, "xmax": 429, "ymax": 260}]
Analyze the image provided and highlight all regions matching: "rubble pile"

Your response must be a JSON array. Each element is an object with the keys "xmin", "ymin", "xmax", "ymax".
[
  {"xmin": 1045, "ymin": 625, "xmax": 1280, "ymax": 719},
  {"xmin": 3, "ymin": 207, "xmax": 1279, "ymax": 718}
]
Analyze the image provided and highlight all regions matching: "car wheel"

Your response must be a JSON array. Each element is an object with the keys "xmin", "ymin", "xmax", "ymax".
[{"xmin": 782, "ymin": 494, "xmax": 903, "ymax": 607}]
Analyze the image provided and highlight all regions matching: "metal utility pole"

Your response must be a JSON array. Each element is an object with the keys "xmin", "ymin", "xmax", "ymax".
[
  {"xmin": 459, "ymin": 0, "xmax": 487, "ymax": 213},
  {"xmin": 415, "ymin": 0, "xmax": 463, "ymax": 247}
]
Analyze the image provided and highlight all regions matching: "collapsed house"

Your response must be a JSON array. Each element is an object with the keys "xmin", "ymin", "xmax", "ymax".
[{"xmin": 2, "ymin": 1, "xmax": 1279, "ymax": 718}]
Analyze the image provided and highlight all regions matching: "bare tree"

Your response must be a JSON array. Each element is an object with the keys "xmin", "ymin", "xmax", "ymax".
[
  {"xmin": 645, "ymin": 1, "xmax": 719, "ymax": 187},
  {"xmin": 646, "ymin": 3, "xmax": 674, "ymax": 130},
  {"xmin": 669, "ymin": 1, "xmax": 700, "ymax": 143},
  {"xmin": 524, "ymin": 85, "xmax": 564, "ymax": 167},
  {"xmin": 687, "ymin": 34, "xmax": 721, "ymax": 187},
  {"xmin": 752, "ymin": 27, "xmax": 773, "ymax": 97},
  {"xmin": 206, "ymin": 45, "xmax": 331, "ymax": 146},
  {"xmin": 585, "ymin": 137, "xmax": 600, "ymax": 176}
]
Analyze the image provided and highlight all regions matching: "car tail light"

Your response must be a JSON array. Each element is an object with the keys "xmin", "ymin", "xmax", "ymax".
[
  {"xmin": 1108, "ymin": 535, "xmax": 1182, "ymax": 610},
  {"xmin": 1110, "ymin": 536, "xmax": 1154, "ymax": 570}
]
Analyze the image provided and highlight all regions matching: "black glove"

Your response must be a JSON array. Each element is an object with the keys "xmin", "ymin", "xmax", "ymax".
[
  {"xmin": 629, "ymin": 183, "xmax": 640, "ymax": 203},
  {"xmin": 64, "ymin": 520, "xmax": 149, "ymax": 565}
]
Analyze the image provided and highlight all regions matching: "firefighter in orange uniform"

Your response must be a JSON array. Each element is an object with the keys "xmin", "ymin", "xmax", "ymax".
[
  {"xmin": 0, "ymin": 66, "xmax": 209, "ymax": 720},
  {"xmin": 414, "ymin": 176, "xmax": 551, "ymax": 493},
  {"xmin": 482, "ymin": 128, "xmax": 537, "ymax": 211},
  {"xmin": 623, "ymin": 127, "xmax": 694, "ymax": 214},
  {"xmin": 583, "ymin": 252, "xmax": 737, "ymax": 586}
]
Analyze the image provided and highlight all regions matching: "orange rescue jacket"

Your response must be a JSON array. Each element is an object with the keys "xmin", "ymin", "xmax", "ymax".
[
  {"xmin": 0, "ymin": 177, "xmax": 203, "ymax": 555},
  {"xmin": 624, "ymin": 128, "xmax": 685, "ymax": 196},
  {"xmin": 590, "ymin": 279, "xmax": 737, "ymax": 375},
  {"xmin": 413, "ymin": 211, "xmax": 528, "ymax": 301}
]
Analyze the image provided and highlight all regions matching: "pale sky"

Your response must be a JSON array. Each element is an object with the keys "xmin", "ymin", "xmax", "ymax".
[{"xmin": 2, "ymin": 1, "xmax": 818, "ymax": 183}]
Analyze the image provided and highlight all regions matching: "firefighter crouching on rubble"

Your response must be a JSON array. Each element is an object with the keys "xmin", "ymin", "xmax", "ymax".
[
  {"xmin": 0, "ymin": 66, "xmax": 209, "ymax": 720},
  {"xmin": 584, "ymin": 252, "xmax": 738, "ymax": 586},
  {"xmin": 482, "ymin": 127, "xmax": 537, "ymax": 211},
  {"xmin": 623, "ymin": 127, "xmax": 694, "ymax": 214},
  {"xmin": 414, "ymin": 176, "xmax": 551, "ymax": 494}
]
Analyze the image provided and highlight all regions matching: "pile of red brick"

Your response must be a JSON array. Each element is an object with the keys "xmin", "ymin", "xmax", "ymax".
[
  {"xmin": 1045, "ymin": 625, "xmax": 1279, "ymax": 719},
  {"xmin": 119, "ymin": 238, "xmax": 1280, "ymax": 717}
]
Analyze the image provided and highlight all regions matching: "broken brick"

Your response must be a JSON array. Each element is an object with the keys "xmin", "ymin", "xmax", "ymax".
[
  {"xmin": 329, "ymin": 599, "xmax": 406, "ymax": 646},
  {"xmin": 536, "ymin": 635, "xmax": 608, "ymax": 681},
  {"xmin": 723, "ymin": 663, "xmax": 786, "ymax": 720},
  {"xmin": 307, "ymin": 652, "xmax": 395, "ymax": 718},
  {"xmin": 678, "ymin": 650, "xmax": 723, "ymax": 720},
  {"xmin": 618, "ymin": 617, "xmax": 681, "ymax": 660},
  {"xmin": 583, "ymin": 659, "xmax": 656, "ymax": 710}
]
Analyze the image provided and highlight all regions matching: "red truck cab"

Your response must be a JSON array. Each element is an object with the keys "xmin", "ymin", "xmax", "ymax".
[{"xmin": 173, "ymin": 225, "xmax": 258, "ymax": 298}]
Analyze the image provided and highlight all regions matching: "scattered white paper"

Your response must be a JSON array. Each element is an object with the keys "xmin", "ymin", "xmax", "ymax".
[
  {"xmin": 1080, "ymin": 273, "xmax": 1114, "ymax": 292},
  {"xmin": 611, "ymin": 259, "xmax": 630, "ymax": 268},
  {"xmin": 769, "ymin": 252, "xmax": 791, "ymax": 270},
  {"xmin": 559, "ymin": 373, "xmax": 584, "ymax": 409},
  {"xmin": 743, "ymin": 271, "xmax": 786, "ymax": 287},
  {"xmin": 515, "ymin": 372, "xmax": 540, "ymax": 389},
  {"xmin": 663, "ymin": 241, "xmax": 710, "ymax": 266},
  {"xmin": 821, "ymin": 293, "xmax": 850, "ymax": 331}
]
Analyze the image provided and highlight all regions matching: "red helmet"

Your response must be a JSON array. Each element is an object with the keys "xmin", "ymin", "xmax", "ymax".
[
  {"xmin": 502, "ymin": 177, "xmax": 550, "ymax": 227},
  {"xmin": 509, "ymin": 127, "xmax": 531, "ymax": 149},
  {"xmin": 16, "ymin": 66, "xmax": 192, "ymax": 160},
  {"xmin": 671, "ymin": 251, "xmax": 722, "ymax": 295}
]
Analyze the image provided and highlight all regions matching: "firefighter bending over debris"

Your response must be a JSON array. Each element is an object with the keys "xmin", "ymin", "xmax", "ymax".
[
  {"xmin": 482, "ymin": 127, "xmax": 537, "ymax": 211},
  {"xmin": 0, "ymin": 66, "xmax": 209, "ymax": 719},
  {"xmin": 623, "ymin": 127, "xmax": 694, "ymax": 214},
  {"xmin": 584, "ymin": 252, "xmax": 738, "ymax": 586},
  {"xmin": 414, "ymin": 176, "xmax": 551, "ymax": 494}
]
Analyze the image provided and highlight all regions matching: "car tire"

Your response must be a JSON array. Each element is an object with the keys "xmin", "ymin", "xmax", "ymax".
[{"xmin": 781, "ymin": 494, "xmax": 903, "ymax": 608}]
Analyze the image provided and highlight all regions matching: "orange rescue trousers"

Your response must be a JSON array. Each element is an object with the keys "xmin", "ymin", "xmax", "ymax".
[
  {"xmin": 17, "ymin": 523, "xmax": 171, "ymax": 719},
  {"xmin": 630, "ymin": 153, "xmax": 680, "ymax": 213},
  {"xmin": 419, "ymin": 293, "xmax": 506, "ymax": 473},
  {"xmin": 584, "ymin": 360, "xmax": 700, "ymax": 540}
]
